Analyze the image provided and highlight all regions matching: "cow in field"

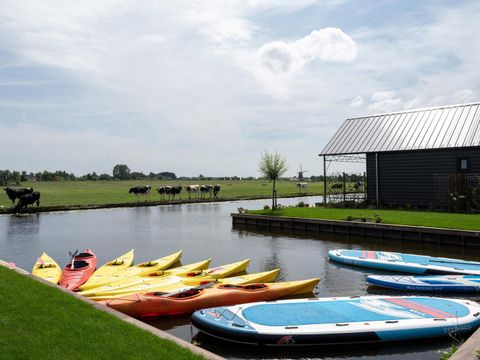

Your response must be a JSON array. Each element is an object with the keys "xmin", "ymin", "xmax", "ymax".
[
  {"xmin": 296, "ymin": 182, "xmax": 308, "ymax": 193},
  {"xmin": 157, "ymin": 186, "xmax": 171, "ymax": 201},
  {"xmin": 4, "ymin": 187, "xmax": 33, "ymax": 207},
  {"xmin": 213, "ymin": 184, "xmax": 221, "ymax": 198},
  {"xmin": 186, "ymin": 185, "xmax": 200, "ymax": 199},
  {"xmin": 129, "ymin": 185, "xmax": 151, "ymax": 202},
  {"xmin": 200, "ymin": 185, "xmax": 213, "ymax": 199},
  {"xmin": 16, "ymin": 191, "xmax": 40, "ymax": 211},
  {"xmin": 331, "ymin": 183, "xmax": 343, "ymax": 191},
  {"xmin": 169, "ymin": 185, "xmax": 182, "ymax": 200},
  {"xmin": 157, "ymin": 185, "xmax": 182, "ymax": 201}
]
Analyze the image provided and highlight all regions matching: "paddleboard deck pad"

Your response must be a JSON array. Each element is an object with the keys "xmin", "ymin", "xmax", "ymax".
[
  {"xmin": 368, "ymin": 274, "xmax": 480, "ymax": 292},
  {"xmin": 329, "ymin": 249, "xmax": 480, "ymax": 275},
  {"xmin": 191, "ymin": 296, "xmax": 480, "ymax": 346}
]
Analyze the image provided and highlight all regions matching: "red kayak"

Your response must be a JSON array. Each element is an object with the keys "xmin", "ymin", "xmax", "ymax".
[{"xmin": 59, "ymin": 249, "xmax": 97, "ymax": 291}]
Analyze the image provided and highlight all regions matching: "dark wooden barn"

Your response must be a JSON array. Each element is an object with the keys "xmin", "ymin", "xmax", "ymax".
[{"xmin": 320, "ymin": 103, "xmax": 480, "ymax": 211}]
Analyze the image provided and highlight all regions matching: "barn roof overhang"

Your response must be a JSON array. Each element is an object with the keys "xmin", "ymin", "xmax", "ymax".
[{"xmin": 319, "ymin": 102, "xmax": 480, "ymax": 157}]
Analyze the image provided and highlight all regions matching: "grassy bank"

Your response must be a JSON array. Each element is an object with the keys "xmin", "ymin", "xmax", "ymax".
[
  {"xmin": 0, "ymin": 266, "xmax": 204, "ymax": 359},
  {"xmin": 0, "ymin": 180, "xmax": 328, "ymax": 209},
  {"xmin": 249, "ymin": 207, "xmax": 480, "ymax": 231}
]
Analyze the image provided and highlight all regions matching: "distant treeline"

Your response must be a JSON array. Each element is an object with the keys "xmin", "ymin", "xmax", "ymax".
[{"xmin": 0, "ymin": 164, "xmax": 364, "ymax": 186}]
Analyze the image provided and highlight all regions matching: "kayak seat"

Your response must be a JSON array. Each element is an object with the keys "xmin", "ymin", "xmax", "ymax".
[
  {"xmin": 72, "ymin": 260, "xmax": 89, "ymax": 269},
  {"xmin": 76, "ymin": 253, "xmax": 93, "ymax": 258},
  {"xmin": 111, "ymin": 260, "xmax": 124, "ymax": 266},
  {"xmin": 39, "ymin": 264, "xmax": 54, "ymax": 269}
]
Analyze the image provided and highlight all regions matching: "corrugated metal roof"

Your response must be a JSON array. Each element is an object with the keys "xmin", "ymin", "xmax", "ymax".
[{"xmin": 320, "ymin": 102, "xmax": 480, "ymax": 155}]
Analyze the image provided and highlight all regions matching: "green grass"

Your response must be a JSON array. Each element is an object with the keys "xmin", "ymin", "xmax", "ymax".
[
  {"xmin": 0, "ymin": 180, "xmax": 328, "ymax": 209},
  {"xmin": 0, "ymin": 266, "xmax": 204, "ymax": 359},
  {"xmin": 249, "ymin": 206, "xmax": 480, "ymax": 231}
]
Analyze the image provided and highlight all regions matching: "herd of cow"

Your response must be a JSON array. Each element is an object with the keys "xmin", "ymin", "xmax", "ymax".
[
  {"xmin": 128, "ymin": 184, "xmax": 222, "ymax": 202},
  {"xmin": 3, "ymin": 187, "xmax": 41, "ymax": 210}
]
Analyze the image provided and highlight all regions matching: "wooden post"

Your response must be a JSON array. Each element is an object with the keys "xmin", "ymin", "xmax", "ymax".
[{"xmin": 343, "ymin": 172, "xmax": 346, "ymax": 202}]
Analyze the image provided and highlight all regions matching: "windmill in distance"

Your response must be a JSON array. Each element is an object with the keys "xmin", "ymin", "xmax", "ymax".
[{"xmin": 297, "ymin": 165, "xmax": 309, "ymax": 180}]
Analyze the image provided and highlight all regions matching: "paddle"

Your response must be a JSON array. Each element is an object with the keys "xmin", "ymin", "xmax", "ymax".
[{"xmin": 68, "ymin": 250, "xmax": 78, "ymax": 269}]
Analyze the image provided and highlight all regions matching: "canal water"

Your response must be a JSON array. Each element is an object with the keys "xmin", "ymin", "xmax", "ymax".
[{"xmin": 1, "ymin": 196, "xmax": 479, "ymax": 359}]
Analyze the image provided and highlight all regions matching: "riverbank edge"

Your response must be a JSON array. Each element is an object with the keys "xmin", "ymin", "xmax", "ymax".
[
  {"xmin": 0, "ymin": 193, "xmax": 319, "ymax": 215},
  {"xmin": 232, "ymin": 213, "xmax": 480, "ymax": 248},
  {"xmin": 450, "ymin": 327, "xmax": 480, "ymax": 360},
  {"xmin": 0, "ymin": 260, "xmax": 224, "ymax": 360}
]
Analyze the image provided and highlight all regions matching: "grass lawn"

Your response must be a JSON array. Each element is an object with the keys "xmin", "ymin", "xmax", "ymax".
[
  {"xmin": 0, "ymin": 266, "xmax": 204, "ymax": 359},
  {"xmin": 249, "ymin": 206, "xmax": 480, "ymax": 231},
  {"xmin": 0, "ymin": 180, "xmax": 330, "ymax": 209}
]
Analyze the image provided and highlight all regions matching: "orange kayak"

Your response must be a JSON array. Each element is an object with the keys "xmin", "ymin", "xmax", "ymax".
[{"xmin": 102, "ymin": 278, "xmax": 319, "ymax": 318}]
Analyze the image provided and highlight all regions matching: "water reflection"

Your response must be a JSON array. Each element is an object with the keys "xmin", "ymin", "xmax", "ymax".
[{"xmin": 6, "ymin": 214, "xmax": 40, "ymax": 240}]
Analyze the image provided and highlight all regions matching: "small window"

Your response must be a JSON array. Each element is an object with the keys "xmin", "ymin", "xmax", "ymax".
[{"xmin": 458, "ymin": 158, "xmax": 470, "ymax": 172}]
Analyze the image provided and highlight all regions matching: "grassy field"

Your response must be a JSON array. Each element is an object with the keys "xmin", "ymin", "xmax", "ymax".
[
  {"xmin": 0, "ymin": 266, "xmax": 204, "ymax": 359},
  {"xmin": 0, "ymin": 180, "xmax": 327, "ymax": 208},
  {"xmin": 249, "ymin": 207, "xmax": 480, "ymax": 231}
]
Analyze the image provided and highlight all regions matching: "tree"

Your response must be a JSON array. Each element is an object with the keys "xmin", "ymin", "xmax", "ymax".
[
  {"xmin": 112, "ymin": 164, "xmax": 131, "ymax": 180},
  {"xmin": 258, "ymin": 152, "xmax": 288, "ymax": 210}
]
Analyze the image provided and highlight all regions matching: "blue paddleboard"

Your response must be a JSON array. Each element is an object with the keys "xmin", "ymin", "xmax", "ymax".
[
  {"xmin": 191, "ymin": 296, "xmax": 480, "ymax": 346},
  {"xmin": 368, "ymin": 274, "xmax": 480, "ymax": 292},
  {"xmin": 328, "ymin": 249, "xmax": 480, "ymax": 275}
]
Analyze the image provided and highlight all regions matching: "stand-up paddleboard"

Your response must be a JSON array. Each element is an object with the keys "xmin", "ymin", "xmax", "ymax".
[
  {"xmin": 368, "ymin": 274, "xmax": 480, "ymax": 292},
  {"xmin": 328, "ymin": 249, "xmax": 480, "ymax": 275},
  {"xmin": 192, "ymin": 296, "xmax": 480, "ymax": 346}
]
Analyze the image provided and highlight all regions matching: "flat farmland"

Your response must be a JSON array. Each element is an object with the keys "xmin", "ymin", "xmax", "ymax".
[{"xmin": 0, "ymin": 180, "xmax": 326, "ymax": 209}]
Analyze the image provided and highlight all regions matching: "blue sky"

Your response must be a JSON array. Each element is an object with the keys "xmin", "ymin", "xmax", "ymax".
[{"xmin": 0, "ymin": 0, "xmax": 478, "ymax": 177}]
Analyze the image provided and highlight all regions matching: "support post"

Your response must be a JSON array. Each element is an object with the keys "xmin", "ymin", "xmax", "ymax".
[
  {"xmin": 323, "ymin": 156, "xmax": 327, "ymax": 204},
  {"xmin": 343, "ymin": 172, "xmax": 346, "ymax": 202},
  {"xmin": 375, "ymin": 153, "xmax": 380, "ymax": 207}
]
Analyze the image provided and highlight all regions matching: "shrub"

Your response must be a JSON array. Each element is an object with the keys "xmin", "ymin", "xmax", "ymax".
[
  {"xmin": 263, "ymin": 205, "xmax": 270, "ymax": 210},
  {"xmin": 345, "ymin": 215, "xmax": 354, "ymax": 221}
]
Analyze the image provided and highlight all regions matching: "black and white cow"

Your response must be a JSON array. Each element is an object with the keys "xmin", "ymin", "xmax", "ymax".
[
  {"xmin": 296, "ymin": 182, "xmax": 308, "ymax": 193},
  {"xmin": 331, "ymin": 183, "xmax": 343, "ymax": 190},
  {"xmin": 129, "ymin": 185, "xmax": 151, "ymax": 202},
  {"xmin": 156, "ymin": 186, "xmax": 171, "ymax": 201},
  {"xmin": 200, "ymin": 185, "xmax": 213, "ymax": 199},
  {"xmin": 4, "ymin": 187, "xmax": 33, "ymax": 207},
  {"xmin": 169, "ymin": 185, "xmax": 182, "ymax": 200},
  {"xmin": 16, "ymin": 191, "xmax": 40, "ymax": 211},
  {"xmin": 213, "ymin": 184, "xmax": 221, "ymax": 198},
  {"xmin": 186, "ymin": 185, "xmax": 200, "ymax": 199}
]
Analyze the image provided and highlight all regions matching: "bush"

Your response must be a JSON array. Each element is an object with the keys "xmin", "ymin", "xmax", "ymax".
[
  {"xmin": 345, "ymin": 215, "xmax": 354, "ymax": 221},
  {"xmin": 263, "ymin": 205, "xmax": 270, "ymax": 210},
  {"xmin": 297, "ymin": 201, "xmax": 309, "ymax": 208},
  {"xmin": 373, "ymin": 213, "xmax": 382, "ymax": 223}
]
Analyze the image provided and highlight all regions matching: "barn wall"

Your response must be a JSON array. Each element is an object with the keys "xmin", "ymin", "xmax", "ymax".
[{"xmin": 366, "ymin": 147, "xmax": 480, "ymax": 208}]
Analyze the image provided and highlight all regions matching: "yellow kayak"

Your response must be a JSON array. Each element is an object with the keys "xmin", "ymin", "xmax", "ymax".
[
  {"xmin": 82, "ymin": 259, "xmax": 250, "ymax": 299},
  {"xmin": 79, "ymin": 249, "xmax": 135, "ymax": 291},
  {"xmin": 77, "ymin": 250, "xmax": 182, "ymax": 291},
  {"xmin": 89, "ymin": 268, "xmax": 279, "ymax": 301},
  {"xmin": 78, "ymin": 258, "xmax": 212, "ymax": 297},
  {"xmin": 32, "ymin": 253, "xmax": 62, "ymax": 284}
]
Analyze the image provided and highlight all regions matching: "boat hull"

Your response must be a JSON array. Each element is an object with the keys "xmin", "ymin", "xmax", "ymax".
[
  {"xmin": 104, "ymin": 278, "xmax": 319, "ymax": 317},
  {"xmin": 329, "ymin": 249, "xmax": 480, "ymax": 275}
]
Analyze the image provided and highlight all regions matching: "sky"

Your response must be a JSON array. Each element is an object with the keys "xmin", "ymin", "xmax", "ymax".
[{"xmin": 0, "ymin": 0, "xmax": 479, "ymax": 177}]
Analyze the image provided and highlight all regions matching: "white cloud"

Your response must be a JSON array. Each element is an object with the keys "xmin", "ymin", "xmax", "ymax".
[
  {"xmin": 255, "ymin": 27, "xmax": 357, "ymax": 74},
  {"xmin": 350, "ymin": 95, "xmax": 363, "ymax": 107},
  {"xmin": 368, "ymin": 91, "xmax": 403, "ymax": 113}
]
